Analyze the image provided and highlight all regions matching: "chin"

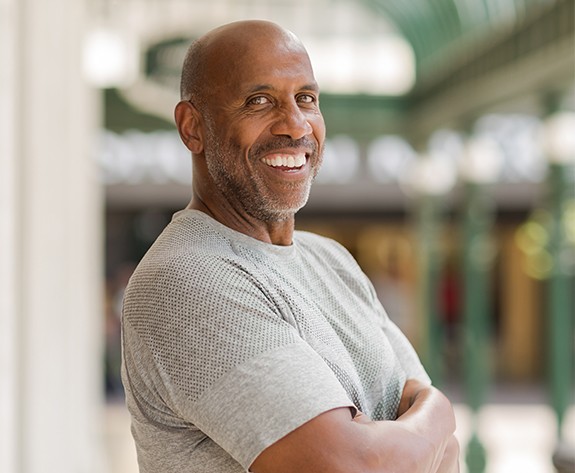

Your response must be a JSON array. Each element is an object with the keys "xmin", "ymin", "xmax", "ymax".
[
  {"xmin": 250, "ymin": 208, "xmax": 297, "ymax": 223},
  {"xmin": 248, "ymin": 200, "xmax": 306, "ymax": 223},
  {"xmin": 245, "ymin": 188, "xmax": 311, "ymax": 223}
]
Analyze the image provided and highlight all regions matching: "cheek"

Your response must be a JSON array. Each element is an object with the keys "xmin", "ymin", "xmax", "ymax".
[
  {"xmin": 227, "ymin": 126, "xmax": 263, "ymax": 158},
  {"xmin": 209, "ymin": 127, "xmax": 246, "ymax": 162},
  {"xmin": 311, "ymin": 114, "xmax": 326, "ymax": 144}
]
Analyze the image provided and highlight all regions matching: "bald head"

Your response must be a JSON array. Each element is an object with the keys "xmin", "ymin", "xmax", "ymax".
[{"xmin": 179, "ymin": 20, "xmax": 310, "ymax": 108}]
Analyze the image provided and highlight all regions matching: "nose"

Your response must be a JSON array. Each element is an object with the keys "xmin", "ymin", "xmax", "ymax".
[{"xmin": 270, "ymin": 102, "xmax": 313, "ymax": 140}]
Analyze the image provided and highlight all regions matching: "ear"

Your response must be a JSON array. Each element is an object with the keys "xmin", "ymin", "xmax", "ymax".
[{"xmin": 174, "ymin": 101, "xmax": 204, "ymax": 154}]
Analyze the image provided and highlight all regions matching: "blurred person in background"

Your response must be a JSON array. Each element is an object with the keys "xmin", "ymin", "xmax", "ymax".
[{"xmin": 121, "ymin": 20, "xmax": 459, "ymax": 473}]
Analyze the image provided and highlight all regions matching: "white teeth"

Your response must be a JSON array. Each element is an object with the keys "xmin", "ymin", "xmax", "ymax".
[{"xmin": 263, "ymin": 154, "xmax": 306, "ymax": 168}]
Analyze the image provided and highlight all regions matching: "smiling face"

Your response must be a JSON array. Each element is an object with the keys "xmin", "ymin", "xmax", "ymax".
[{"xmin": 181, "ymin": 21, "xmax": 326, "ymax": 224}]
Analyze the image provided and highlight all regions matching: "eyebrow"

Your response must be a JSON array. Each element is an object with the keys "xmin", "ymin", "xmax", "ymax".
[{"xmin": 246, "ymin": 82, "xmax": 320, "ymax": 94}]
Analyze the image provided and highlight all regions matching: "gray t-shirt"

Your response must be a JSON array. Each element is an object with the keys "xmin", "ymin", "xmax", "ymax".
[{"xmin": 121, "ymin": 209, "xmax": 430, "ymax": 472}]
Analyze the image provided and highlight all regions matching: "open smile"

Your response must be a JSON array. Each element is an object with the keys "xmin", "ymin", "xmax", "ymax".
[{"xmin": 261, "ymin": 152, "xmax": 307, "ymax": 171}]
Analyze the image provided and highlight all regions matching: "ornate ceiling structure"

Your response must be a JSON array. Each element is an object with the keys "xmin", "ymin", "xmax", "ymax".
[{"xmin": 93, "ymin": 0, "xmax": 573, "ymax": 132}]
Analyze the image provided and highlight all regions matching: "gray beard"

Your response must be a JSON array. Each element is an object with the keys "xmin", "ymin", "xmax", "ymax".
[{"xmin": 203, "ymin": 136, "xmax": 322, "ymax": 223}]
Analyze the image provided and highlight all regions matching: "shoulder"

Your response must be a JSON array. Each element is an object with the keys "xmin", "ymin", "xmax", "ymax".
[
  {"xmin": 295, "ymin": 230, "xmax": 348, "ymax": 254},
  {"xmin": 294, "ymin": 230, "xmax": 358, "ymax": 268},
  {"xmin": 293, "ymin": 230, "xmax": 376, "ymax": 298},
  {"xmin": 123, "ymin": 214, "xmax": 265, "ymax": 317}
]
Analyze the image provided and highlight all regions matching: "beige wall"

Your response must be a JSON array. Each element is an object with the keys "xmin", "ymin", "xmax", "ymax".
[{"xmin": 0, "ymin": 0, "xmax": 105, "ymax": 471}]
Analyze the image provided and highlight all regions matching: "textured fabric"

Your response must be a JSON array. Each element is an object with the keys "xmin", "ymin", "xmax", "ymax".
[{"xmin": 121, "ymin": 209, "xmax": 430, "ymax": 472}]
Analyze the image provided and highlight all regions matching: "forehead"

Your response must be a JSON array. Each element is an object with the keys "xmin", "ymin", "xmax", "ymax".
[{"xmin": 204, "ymin": 28, "xmax": 318, "ymax": 98}]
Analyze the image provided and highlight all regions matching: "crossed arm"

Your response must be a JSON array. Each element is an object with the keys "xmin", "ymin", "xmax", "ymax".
[{"xmin": 250, "ymin": 379, "xmax": 459, "ymax": 473}]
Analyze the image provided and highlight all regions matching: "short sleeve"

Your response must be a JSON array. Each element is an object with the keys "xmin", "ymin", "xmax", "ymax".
[
  {"xmin": 122, "ymin": 253, "xmax": 356, "ymax": 469},
  {"xmin": 190, "ymin": 342, "xmax": 356, "ymax": 468}
]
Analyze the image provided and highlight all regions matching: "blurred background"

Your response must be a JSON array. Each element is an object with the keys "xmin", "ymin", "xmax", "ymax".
[{"xmin": 1, "ymin": 0, "xmax": 574, "ymax": 472}]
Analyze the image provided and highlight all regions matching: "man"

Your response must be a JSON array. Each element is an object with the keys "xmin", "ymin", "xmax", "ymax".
[{"xmin": 121, "ymin": 19, "xmax": 459, "ymax": 473}]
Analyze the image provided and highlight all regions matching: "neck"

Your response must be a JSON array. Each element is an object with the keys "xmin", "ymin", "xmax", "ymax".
[{"xmin": 187, "ymin": 196, "xmax": 295, "ymax": 246}]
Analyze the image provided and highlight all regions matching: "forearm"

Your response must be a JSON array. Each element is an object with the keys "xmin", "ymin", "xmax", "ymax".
[
  {"xmin": 252, "ymin": 381, "xmax": 458, "ymax": 473},
  {"xmin": 253, "ymin": 408, "xmax": 447, "ymax": 473},
  {"xmin": 352, "ymin": 418, "xmax": 443, "ymax": 472},
  {"xmin": 352, "ymin": 379, "xmax": 458, "ymax": 472}
]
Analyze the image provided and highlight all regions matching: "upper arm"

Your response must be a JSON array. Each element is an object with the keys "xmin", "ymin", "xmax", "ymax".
[{"xmin": 250, "ymin": 407, "xmax": 360, "ymax": 473}]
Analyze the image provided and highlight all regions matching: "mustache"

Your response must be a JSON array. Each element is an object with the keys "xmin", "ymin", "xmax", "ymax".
[{"xmin": 250, "ymin": 136, "xmax": 319, "ymax": 158}]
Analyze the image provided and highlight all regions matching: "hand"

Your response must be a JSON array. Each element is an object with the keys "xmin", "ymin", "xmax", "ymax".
[
  {"xmin": 396, "ymin": 379, "xmax": 458, "ymax": 473},
  {"xmin": 437, "ymin": 435, "xmax": 460, "ymax": 473},
  {"xmin": 397, "ymin": 378, "xmax": 430, "ymax": 417}
]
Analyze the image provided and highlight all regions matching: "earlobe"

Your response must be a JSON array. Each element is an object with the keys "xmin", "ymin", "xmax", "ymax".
[{"xmin": 174, "ymin": 101, "xmax": 204, "ymax": 154}]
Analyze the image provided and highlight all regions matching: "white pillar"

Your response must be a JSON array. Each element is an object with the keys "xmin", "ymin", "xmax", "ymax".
[{"xmin": 0, "ymin": 0, "xmax": 105, "ymax": 472}]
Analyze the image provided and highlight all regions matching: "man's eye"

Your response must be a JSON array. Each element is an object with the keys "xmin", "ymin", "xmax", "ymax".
[
  {"xmin": 247, "ymin": 96, "xmax": 270, "ymax": 106},
  {"xmin": 297, "ymin": 94, "xmax": 316, "ymax": 104}
]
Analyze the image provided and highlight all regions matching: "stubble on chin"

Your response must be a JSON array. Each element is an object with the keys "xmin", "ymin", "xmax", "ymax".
[
  {"xmin": 249, "ymin": 179, "xmax": 313, "ymax": 223},
  {"xmin": 209, "ymin": 158, "xmax": 312, "ymax": 222}
]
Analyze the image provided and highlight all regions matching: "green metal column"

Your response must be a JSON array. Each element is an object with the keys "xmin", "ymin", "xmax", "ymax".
[
  {"xmin": 410, "ymin": 152, "xmax": 456, "ymax": 388},
  {"xmin": 541, "ymin": 108, "xmax": 575, "ymax": 472},
  {"xmin": 462, "ymin": 182, "xmax": 496, "ymax": 473},
  {"xmin": 417, "ymin": 195, "xmax": 445, "ymax": 386},
  {"xmin": 546, "ymin": 162, "xmax": 574, "ymax": 440}
]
